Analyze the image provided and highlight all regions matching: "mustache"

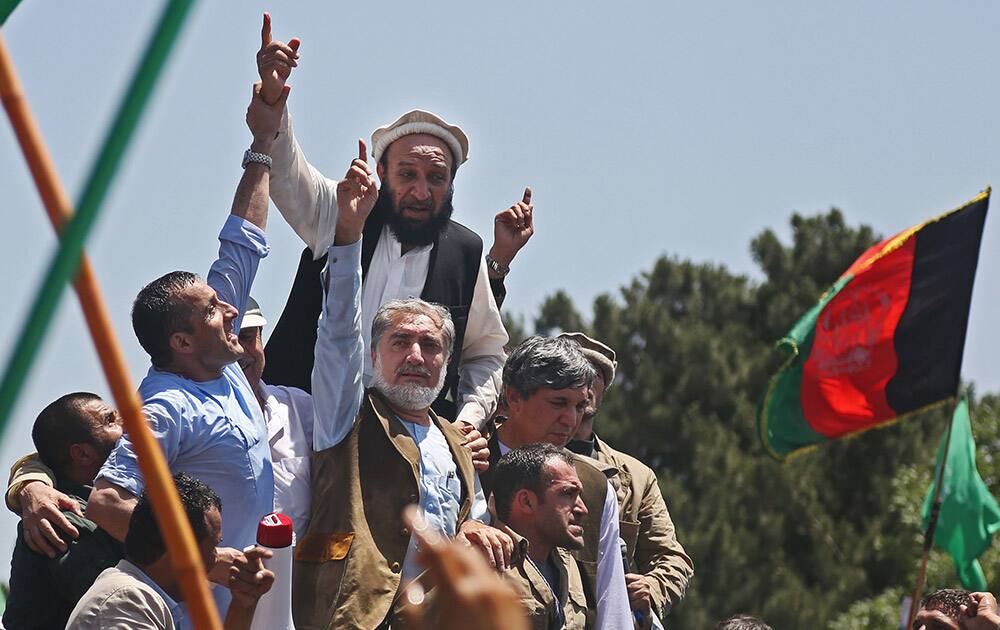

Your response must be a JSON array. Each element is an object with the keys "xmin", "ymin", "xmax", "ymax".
[
  {"xmin": 397, "ymin": 365, "xmax": 431, "ymax": 378},
  {"xmin": 398, "ymin": 195, "xmax": 434, "ymax": 211}
]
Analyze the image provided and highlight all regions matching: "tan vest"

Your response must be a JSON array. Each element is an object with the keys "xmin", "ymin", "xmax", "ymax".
[
  {"xmin": 496, "ymin": 522, "xmax": 588, "ymax": 630},
  {"xmin": 292, "ymin": 390, "xmax": 477, "ymax": 630}
]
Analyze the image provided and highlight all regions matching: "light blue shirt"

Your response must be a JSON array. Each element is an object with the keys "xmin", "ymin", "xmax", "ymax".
[
  {"xmin": 311, "ymin": 238, "xmax": 488, "ymax": 578},
  {"xmin": 98, "ymin": 215, "xmax": 274, "ymax": 616}
]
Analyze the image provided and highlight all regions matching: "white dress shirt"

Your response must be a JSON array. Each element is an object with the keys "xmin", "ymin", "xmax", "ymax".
[
  {"xmin": 268, "ymin": 110, "xmax": 508, "ymax": 428},
  {"xmin": 261, "ymin": 382, "xmax": 315, "ymax": 540},
  {"xmin": 497, "ymin": 441, "xmax": 634, "ymax": 630}
]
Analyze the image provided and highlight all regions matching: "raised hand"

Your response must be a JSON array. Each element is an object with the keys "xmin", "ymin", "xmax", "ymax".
[
  {"xmin": 489, "ymin": 187, "xmax": 534, "ymax": 277},
  {"xmin": 246, "ymin": 82, "xmax": 291, "ymax": 154},
  {"xmin": 334, "ymin": 139, "xmax": 379, "ymax": 245},
  {"xmin": 256, "ymin": 12, "xmax": 300, "ymax": 105}
]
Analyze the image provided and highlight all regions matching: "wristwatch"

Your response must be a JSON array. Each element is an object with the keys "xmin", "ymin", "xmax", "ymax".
[
  {"xmin": 242, "ymin": 149, "xmax": 272, "ymax": 170},
  {"xmin": 485, "ymin": 254, "xmax": 510, "ymax": 277}
]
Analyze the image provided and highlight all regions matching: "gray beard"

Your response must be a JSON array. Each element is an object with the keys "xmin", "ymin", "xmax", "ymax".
[{"xmin": 372, "ymin": 355, "xmax": 446, "ymax": 411}]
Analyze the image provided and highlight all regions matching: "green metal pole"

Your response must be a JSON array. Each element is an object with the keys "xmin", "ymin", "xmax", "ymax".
[
  {"xmin": 0, "ymin": 0, "xmax": 195, "ymax": 436},
  {"xmin": 0, "ymin": 0, "xmax": 23, "ymax": 26}
]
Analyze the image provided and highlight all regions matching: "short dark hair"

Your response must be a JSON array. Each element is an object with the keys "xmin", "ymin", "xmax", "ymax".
[
  {"xmin": 919, "ymin": 588, "xmax": 970, "ymax": 622},
  {"xmin": 714, "ymin": 615, "xmax": 773, "ymax": 630},
  {"xmin": 492, "ymin": 443, "xmax": 575, "ymax": 522},
  {"xmin": 125, "ymin": 473, "xmax": 222, "ymax": 566},
  {"xmin": 503, "ymin": 336, "xmax": 597, "ymax": 400},
  {"xmin": 132, "ymin": 271, "xmax": 201, "ymax": 367},
  {"xmin": 32, "ymin": 392, "xmax": 102, "ymax": 480}
]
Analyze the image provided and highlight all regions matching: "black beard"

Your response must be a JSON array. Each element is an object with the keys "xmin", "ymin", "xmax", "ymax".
[{"xmin": 373, "ymin": 181, "xmax": 455, "ymax": 246}]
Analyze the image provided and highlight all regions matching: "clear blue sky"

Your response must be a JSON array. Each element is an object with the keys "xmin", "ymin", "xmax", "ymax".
[{"xmin": 1, "ymin": 1, "xmax": 999, "ymax": 580}]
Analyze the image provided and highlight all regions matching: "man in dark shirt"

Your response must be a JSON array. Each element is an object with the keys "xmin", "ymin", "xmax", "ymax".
[{"xmin": 3, "ymin": 392, "xmax": 124, "ymax": 629}]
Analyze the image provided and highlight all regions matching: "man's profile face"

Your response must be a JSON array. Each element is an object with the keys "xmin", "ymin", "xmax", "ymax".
[
  {"xmin": 374, "ymin": 134, "xmax": 455, "ymax": 245},
  {"xmin": 506, "ymin": 385, "xmax": 590, "ymax": 447},
  {"xmin": 81, "ymin": 398, "xmax": 124, "ymax": 462},
  {"xmin": 534, "ymin": 459, "xmax": 588, "ymax": 550},
  {"xmin": 912, "ymin": 607, "xmax": 959, "ymax": 630},
  {"xmin": 200, "ymin": 506, "xmax": 224, "ymax": 571},
  {"xmin": 176, "ymin": 282, "xmax": 243, "ymax": 370},
  {"xmin": 373, "ymin": 311, "xmax": 448, "ymax": 400},
  {"xmin": 237, "ymin": 326, "xmax": 266, "ymax": 389}
]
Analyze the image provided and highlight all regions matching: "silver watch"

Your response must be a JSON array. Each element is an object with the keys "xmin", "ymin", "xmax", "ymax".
[
  {"xmin": 242, "ymin": 149, "xmax": 272, "ymax": 169},
  {"xmin": 486, "ymin": 254, "xmax": 510, "ymax": 277}
]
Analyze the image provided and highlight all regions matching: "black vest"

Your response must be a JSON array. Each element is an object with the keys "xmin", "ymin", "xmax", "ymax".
[{"xmin": 262, "ymin": 215, "xmax": 482, "ymax": 420}]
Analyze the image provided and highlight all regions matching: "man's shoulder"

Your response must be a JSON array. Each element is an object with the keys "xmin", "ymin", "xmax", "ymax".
[
  {"xmin": 442, "ymin": 219, "xmax": 484, "ymax": 249},
  {"xmin": 72, "ymin": 564, "xmax": 171, "ymax": 628},
  {"xmin": 264, "ymin": 382, "xmax": 313, "ymax": 407},
  {"xmin": 596, "ymin": 437, "xmax": 656, "ymax": 481},
  {"xmin": 568, "ymin": 450, "xmax": 618, "ymax": 480}
]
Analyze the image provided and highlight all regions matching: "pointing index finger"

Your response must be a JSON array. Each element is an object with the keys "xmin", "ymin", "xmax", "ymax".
[
  {"xmin": 522, "ymin": 186, "xmax": 532, "ymax": 205},
  {"xmin": 359, "ymin": 138, "xmax": 368, "ymax": 164},
  {"xmin": 261, "ymin": 12, "xmax": 272, "ymax": 47}
]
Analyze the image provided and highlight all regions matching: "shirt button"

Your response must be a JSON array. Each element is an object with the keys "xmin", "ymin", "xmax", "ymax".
[
  {"xmin": 408, "ymin": 494, "xmax": 418, "ymax": 504},
  {"xmin": 401, "ymin": 527, "xmax": 410, "ymax": 537},
  {"xmin": 330, "ymin": 256, "xmax": 338, "ymax": 263},
  {"xmin": 390, "ymin": 562, "xmax": 401, "ymax": 574}
]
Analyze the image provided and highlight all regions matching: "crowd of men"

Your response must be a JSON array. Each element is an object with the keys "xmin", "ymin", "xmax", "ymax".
[{"xmin": 4, "ymin": 12, "xmax": 991, "ymax": 630}]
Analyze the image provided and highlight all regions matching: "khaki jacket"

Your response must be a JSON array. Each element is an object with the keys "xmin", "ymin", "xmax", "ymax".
[
  {"xmin": 292, "ymin": 390, "xmax": 478, "ymax": 630},
  {"xmin": 592, "ymin": 436, "xmax": 693, "ymax": 616},
  {"xmin": 496, "ymin": 522, "xmax": 588, "ymax": 630}
]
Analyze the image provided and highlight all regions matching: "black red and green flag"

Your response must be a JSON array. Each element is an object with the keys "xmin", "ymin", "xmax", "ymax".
[{"xmin": 758, "ymin": 189, "xmax": 990, "ymax": 460}]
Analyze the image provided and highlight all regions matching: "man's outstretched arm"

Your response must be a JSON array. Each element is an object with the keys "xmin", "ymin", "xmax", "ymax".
[
  {"xmin": 312, "ymin": 140, "xmax": 379, "ymax": 451},
  {"xmin": 257, "ymin": 13, "xmax": 340, "ymax": 255}
]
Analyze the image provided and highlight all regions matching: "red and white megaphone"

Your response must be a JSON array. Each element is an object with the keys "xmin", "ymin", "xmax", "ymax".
[{"xmin": 249, "ymin": 512, "xmax": 295, "ymax": 630}]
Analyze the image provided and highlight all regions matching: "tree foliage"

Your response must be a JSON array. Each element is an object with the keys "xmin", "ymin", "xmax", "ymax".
[{"xmin": 523, "ymin": 209, "xmax": 1000, "ymax": 627}]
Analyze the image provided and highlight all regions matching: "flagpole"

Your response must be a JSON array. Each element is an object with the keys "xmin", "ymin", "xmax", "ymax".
[{"xmin": 905, "ymin": 398, "xmax": 958, "ymax": 628}]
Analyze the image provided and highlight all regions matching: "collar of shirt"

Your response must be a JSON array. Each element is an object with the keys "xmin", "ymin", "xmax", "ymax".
[{"xmin": 117, "ymin": 559, "xmax": 188, "ymax": 627}]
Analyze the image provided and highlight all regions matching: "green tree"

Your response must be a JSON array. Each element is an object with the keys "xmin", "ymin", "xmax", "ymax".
[{"xmin": 522, "ymin": 209, "xmax": 996, "ymax": 627}]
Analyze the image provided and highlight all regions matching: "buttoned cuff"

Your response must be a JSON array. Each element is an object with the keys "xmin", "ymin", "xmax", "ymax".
[{"xmin": 325, "ymin": 238, "xmax": 362, "ymax": 277}]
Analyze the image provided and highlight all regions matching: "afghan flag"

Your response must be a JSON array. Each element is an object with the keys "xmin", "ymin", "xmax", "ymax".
[{"xmin": 758, "ymin": 189, "xmax": 989, "ymax": 460}]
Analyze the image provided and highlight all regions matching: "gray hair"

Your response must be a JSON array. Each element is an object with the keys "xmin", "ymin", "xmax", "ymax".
[
  {"xmin": 503, "ymin": 336, "xmax": 596, "ymax": 399},
  {"xmin": 371, "ymin": 298, "xmax": 456, "ymax": 360},
  {"xmin": 714, "ymin": 616, "xmax": 773, "ymax": 630}
]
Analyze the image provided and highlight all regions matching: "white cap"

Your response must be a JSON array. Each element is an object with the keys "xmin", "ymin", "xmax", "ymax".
[{"xmin": 371, "ymin": 109, "xmax": 469, "ymax": 167}]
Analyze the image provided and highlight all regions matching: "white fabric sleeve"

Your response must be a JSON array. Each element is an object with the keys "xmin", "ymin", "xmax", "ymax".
[
  {"xmin": 454, "ymin": 258, "xmax": 509, "ymax": 428},
  {"xmin": 311, "ymin": 239, "xmax": 366, "ymax": 451},
  {"xmin": 468, "ymin": 473, "xmax": 491, "ymax": 524},
  {"xmin": 269, "ymin": 109, "xmax": 341, "ymax": 257},
  {"xmin": 595, "ymin": 480, "xmax": 635, "ymax": 630}
]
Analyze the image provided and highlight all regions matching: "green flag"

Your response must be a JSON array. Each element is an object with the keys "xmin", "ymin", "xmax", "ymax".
[{"xmin": 922, "ymin": 396, "xmax": 1000, "ymax": 590}]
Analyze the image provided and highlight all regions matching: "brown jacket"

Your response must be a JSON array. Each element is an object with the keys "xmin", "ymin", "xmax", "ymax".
[
  {"xmin": 496, "ymin": 522, "xmax": 588, "ymax": 630},
  {"xmin": 591, "ymin": 435, "xmax": 693, "ymax": 616},
  {"xmin": 479, "ymin": 425, "xmax": 616, "ymax": 617},
  {"xmin": 292, "ymin": 390, "xmax": 478, "ymax": 630}
]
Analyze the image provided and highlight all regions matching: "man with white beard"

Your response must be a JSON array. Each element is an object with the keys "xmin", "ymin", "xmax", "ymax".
[{"xmin": 291, "ymin": 142, "xmax": 512, "ymax": 630}]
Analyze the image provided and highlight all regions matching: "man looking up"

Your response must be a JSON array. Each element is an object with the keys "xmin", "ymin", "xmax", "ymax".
[
  {"xmin": 252, "ymin": 14, "xmax": 516, "ymax": 428},
  {"xmin": 481, "ymin": 336, "xmax": 635, "ymax": 629},
  {"xmin": 84, "ymin": 84, "xmax": 289, "ymax": 616},
  {"xmin": 3, "ymin": 393, "xmax": 124, "ymax": 629},
  {"xmin": 562, "ymin": 332, "xmax": 693, "ymax": 622},
  {"xmin": 492, "ymin": 444, "xmax": 590, "ymax": 630},
  {"xmin": 292, "ymin": 141, "xmax": 511, "ymax": 630},
  {"xmin": 68, "ymin": 474, "xmax": 274, "ymax": 630}
]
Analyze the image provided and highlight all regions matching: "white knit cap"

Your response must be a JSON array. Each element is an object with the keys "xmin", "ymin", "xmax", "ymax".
[{"xmin": 370, "ymin": 109, "xmax": 469, "ymax": 167}]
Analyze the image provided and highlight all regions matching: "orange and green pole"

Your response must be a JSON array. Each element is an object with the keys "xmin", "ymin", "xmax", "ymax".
[{"xmin": 0, "ymin": 3, "xmax": 221, "ymax": 628}]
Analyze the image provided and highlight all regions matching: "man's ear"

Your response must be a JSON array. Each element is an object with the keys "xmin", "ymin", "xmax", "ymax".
[
  {"xmin": 170, "ymin": 331, "xmax": 193, "ymax": 357},
  {"xmin": 505, "ymin": 386, "xmax": 523, "ymax": 413},
  {"xmin": 68, "ymin": 442, "xmax": 94, "ymax": 466},
  {"xmin": 514, "ymin": 488, "xmax": 535, "ymax": 515},
  {"xmin": 376, "ymin": 161, "xmax": 385, "ymax": 182}
]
